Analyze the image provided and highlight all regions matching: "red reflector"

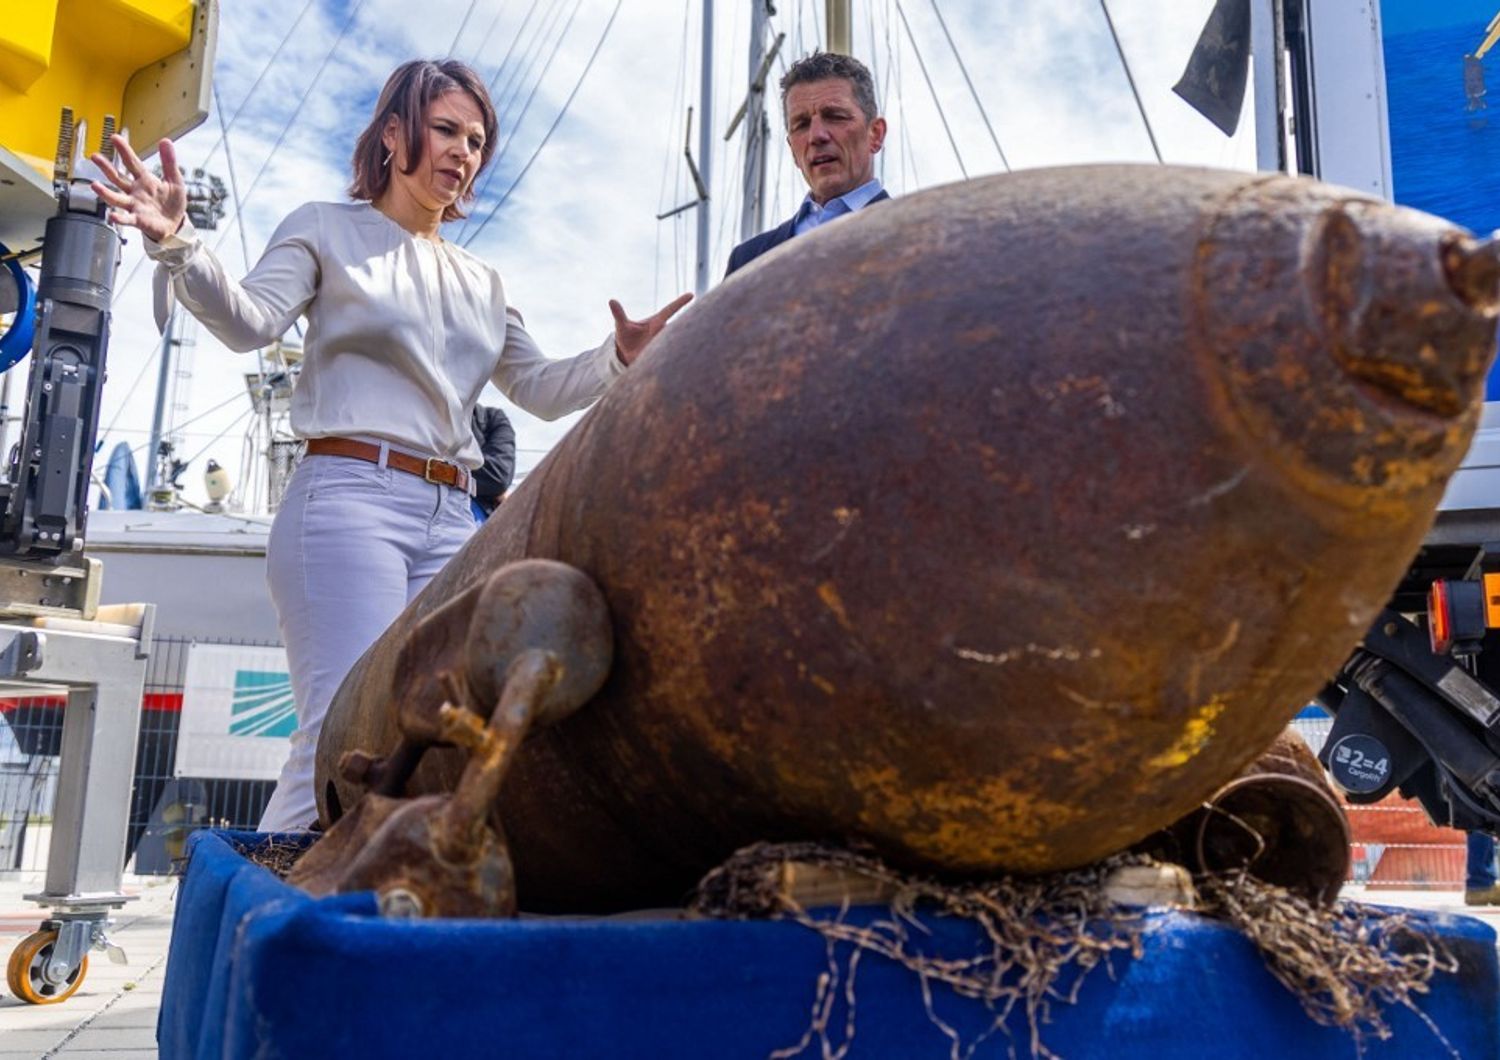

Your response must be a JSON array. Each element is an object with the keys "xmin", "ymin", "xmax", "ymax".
[{"xmin": 1429, "ymin": 580, "xmax": 1453, "ymax": 655}]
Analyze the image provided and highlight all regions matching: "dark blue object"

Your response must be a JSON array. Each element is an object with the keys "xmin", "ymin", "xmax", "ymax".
[
  {"xmin": 1383, "ymin": 11, "xmax": 1500, "ymax": 400},
  {"xmin": 1468, "ymin": 830, "xmax": 1498, "ymax": 891},
  {"xmin": 0, "ymin": 245, "xmax": 36, "ymax": 374},
  {"xmin": 159, "ymin": 830, "xmax": 1500, "ymax": 1060},
  {"xmin": 99, "ymin": 441, "xmax": 142, "ymax": 510}
]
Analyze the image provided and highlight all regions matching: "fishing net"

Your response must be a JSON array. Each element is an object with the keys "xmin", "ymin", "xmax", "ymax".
[
  {"xmin": 1199, "ymin": 869, "xmax": 1457, "ymax": 1052},
  {"xmin": 691, "ymin": 841, "xmax": 1457, "ymax": 1060},
  {"xmin": 229, "ymin": 834, "xmax": 314, "ymax": 878}
]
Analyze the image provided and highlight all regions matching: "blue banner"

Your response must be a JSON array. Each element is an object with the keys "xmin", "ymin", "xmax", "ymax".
[{"xmin": 1383, "ymin": 1, "xmax": 1500, "ymax": 398}]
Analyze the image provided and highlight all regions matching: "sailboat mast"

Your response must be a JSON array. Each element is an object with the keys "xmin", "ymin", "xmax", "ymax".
[
  {"xmin": 695, "ymin": 0, "xmax": 715, "ymax": 294},
  {"xmin": 145, "ymin": 308, "xmax": 177, "ymax": 496},
  {"xmin": 740, "ymin": 2, "xmax": 772, "ymax": 242},
  {"xmin": 827, "ymin": 0, "xmax": 853, "ymax": 55}
]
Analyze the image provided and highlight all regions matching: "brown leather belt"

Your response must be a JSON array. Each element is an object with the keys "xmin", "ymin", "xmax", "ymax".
[{"xmin": 306, "ymin": 437, "xmax": 471, "ymax": 493}]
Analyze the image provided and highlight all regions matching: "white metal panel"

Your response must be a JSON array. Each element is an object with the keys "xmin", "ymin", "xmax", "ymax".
[
  {"xmin": 1305, "ymin": 0, "xmax": 1393, "ymax": 197},
  {"xmin": 85, "ymin": 511, "xmax": 279, "ymax": 641},
  {"xmin": 1251, "ymin": 0, "xmax": 1286, "ymax": 171},
  {"xmin": 0, "ymin": 145, "xmax": 55, "ymax": 252},
  {"xmin": 1437, "ymin": 406, "xmax": 1500, "ymax": 511}
]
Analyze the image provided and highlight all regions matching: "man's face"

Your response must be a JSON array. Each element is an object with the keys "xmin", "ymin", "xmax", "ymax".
[{"xmin": 785, "ymin": 78, "xmax": 887, "ymax": 205}]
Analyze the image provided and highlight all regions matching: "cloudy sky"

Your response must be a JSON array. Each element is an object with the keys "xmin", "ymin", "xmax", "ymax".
[{"xmin": 88, "ymin": 0, "xmax": 1253, "ymax": 508}]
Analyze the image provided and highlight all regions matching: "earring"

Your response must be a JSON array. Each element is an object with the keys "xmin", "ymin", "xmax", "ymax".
[{"xmin": 382, "ymin": 149, "xmax": 393, "ymax": 168}]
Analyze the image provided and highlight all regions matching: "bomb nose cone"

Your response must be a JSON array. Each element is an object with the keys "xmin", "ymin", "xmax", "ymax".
[
  {"xmin": 1442, "ymin": 234, "xmax": 1500, "ymax": 315},
  {"xmin": 1300, "ymin": 209, "xmax": 1497, "ymax": 427}
]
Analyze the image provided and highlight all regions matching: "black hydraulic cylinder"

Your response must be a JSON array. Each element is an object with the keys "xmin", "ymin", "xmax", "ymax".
[{"xmin": 0, "ymin": 209, "xmax": 117, "ymax": 560}]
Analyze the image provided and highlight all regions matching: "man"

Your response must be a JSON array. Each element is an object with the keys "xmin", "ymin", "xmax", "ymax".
[
  {"xmin": 1466, "ymin": 830, "xmax": 1500, "ymax": 905},
  {"xmin": 471, "ymin": 403, "xmax": 516, "ymax": 522},
  {"xmin": 726, "ymin": 52, "xmax": 889, "ymax": 276}
]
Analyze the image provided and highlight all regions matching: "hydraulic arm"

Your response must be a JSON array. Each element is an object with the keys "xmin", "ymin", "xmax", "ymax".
[
  {"xmin": 0, "ymin": 0, "xmax": 214, "ymax": 616},
  {"xmin": 0, "ymin": 116, "xmax": 118, "ymax": 568}
]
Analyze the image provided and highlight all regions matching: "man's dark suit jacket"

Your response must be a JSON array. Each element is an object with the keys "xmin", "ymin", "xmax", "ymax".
[
  {"xmin": 470, "ymin": 404, "xmax": 516, "ymax": 513},
  {"xmin": 724, "ymin": 190, "xmax": 891, "ymax": 277}
]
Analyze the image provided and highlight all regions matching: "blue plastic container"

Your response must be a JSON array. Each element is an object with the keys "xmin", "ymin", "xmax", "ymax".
[{"xmin": 158, "ymin": 830, "xmax": 1500, "ymax": 1059}]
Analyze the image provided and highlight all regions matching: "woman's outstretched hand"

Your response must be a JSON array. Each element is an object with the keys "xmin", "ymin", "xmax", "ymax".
[
  {"xmin": 90, "ymin": 135, "xmax": 188, "ymax": 244},
  {"xmin": 610, "ymin": 293, "xmax": 693, "ymax": 366}
]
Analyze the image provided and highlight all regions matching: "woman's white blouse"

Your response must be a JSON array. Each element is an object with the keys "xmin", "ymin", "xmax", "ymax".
[{"xmin": 143, "ymin": 201, "xmax": 622, "ymax": 469}]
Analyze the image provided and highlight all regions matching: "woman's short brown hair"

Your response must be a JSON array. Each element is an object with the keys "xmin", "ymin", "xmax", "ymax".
[{"xmin": 349, "ymin": 60, "xmax": 498, "ymax": 223}]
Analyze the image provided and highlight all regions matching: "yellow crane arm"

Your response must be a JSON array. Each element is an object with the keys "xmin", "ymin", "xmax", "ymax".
[
  {"xmin": 1477, "ymin": 11, "xmax": 1500, "ymax": 61},
  {"xmin": 0, "ymin": 0, "xmax": 215, "ymax": 250}
]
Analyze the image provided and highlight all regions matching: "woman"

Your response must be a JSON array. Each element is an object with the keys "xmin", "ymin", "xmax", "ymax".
[{"xmin": 91, "ymin": 60, "xmax": 691, "ymax": 831}]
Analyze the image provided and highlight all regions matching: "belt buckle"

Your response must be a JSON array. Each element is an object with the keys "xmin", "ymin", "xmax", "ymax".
[{"xmin": 423, "ymin": 457, "xmax": 446, "ymax": 485}]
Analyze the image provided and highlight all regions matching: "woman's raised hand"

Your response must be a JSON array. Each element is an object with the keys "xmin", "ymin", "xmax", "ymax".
[
  {"xmin": 90, "ymin": 135, "xmax": 188, "ymax": 244},
  {"xmin": 610, "ymin": 293, "xmax": 694, "ymax": 366}
]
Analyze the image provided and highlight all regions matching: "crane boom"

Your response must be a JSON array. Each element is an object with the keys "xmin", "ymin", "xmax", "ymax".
[{"xmin": 1478, "ymin": 12, "xmax": 1500, "ymax": 60}]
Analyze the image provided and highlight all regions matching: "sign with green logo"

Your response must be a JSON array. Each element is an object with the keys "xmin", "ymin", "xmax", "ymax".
[
  {"xmin": 229, "ymin": 669, "xmax": 296, "ymax": 738},
  {"xmin": 177, "ymin": 644, "xmax": 294, "ymax": 780}
]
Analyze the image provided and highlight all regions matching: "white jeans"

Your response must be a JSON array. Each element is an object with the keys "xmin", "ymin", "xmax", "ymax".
[{"xmin": 257, "ymin": 453, "xmax": 477, "ymax": 831}]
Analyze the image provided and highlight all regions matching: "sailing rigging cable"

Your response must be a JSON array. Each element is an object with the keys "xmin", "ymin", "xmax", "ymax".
[
  {"xmin": 490, "ymin": 0, "xmax": 562, "ymax": 122},
  {"xmin": 99, "ymin": 341, "xmax": 170, "ymax": 443},
  {"xmin": 181, "ymin": 404, "xmax": 258, "ymax": 469},
  {"xmin": 655, "ymin": 0, "xmax": 693, "ymax": 302},
  {"xmin": 212, "ymin": 0, "xmax": 370, "ymax": 258},
  {"xmin": 1098, "ymin": 0, "xmax": 1164, "ymax": 163},
  {"xmin": 122, "ymin": 388, "xmax": 250, "ymax": 459},
  {"xmin": 715, "ymin": 115, "xmax": 748, "ymax": 265},
  {"xmin": 446, "ymin": 0, "xmax": 486, "ymax": 57},
  {"xmin": 109, "ymin": 0, "xmax": 321, "ymax": 307},
  {"xmin": 810, "ymin": 0, "xmax": 823, "ymax": 52},
  {"xmin": 166, "ymin": 0, "xmax": 322, "ymax": 192},
  {"xmin": 483, "ymin": 0, "xmax": 545, "ymax": 98},
  {"xmin": 880, "ymin": 0, "xmax": 897, "ymax": 188},
  {"xmin": 451, "ymin": 0, "xmax": 548, "ymax": 240},
  {"xmin": 891, "ymin": 0, "xmax": 919, "ymax": 190},
  {"xmin": 711, "ymin": 6, "xmax": 746, "ymax": 266},
  {"xmin": 213, "ymin": 85, "xmax": 255, "ymax": 277},
  {"xmin": 467, "ymin": 0, "xmax": 516, "ymax": 66},
  {"xmin": 454, "ymin": 0, "xmax": 570, "ymax": 242},
  {"xmin": 925, "ymin": 0, "xmax": 1010, "ymax": 172},
  {"xmin": 490, "ymin": 0, "xmax": 586, "ymax": 170},
  {"xmin": 490, "ymin": 0, "xmax": 572, "ymax": 147},
  {"xmin": 893, "ymin": 0, "xmax": 967, "ymax": 180},
  {"xmin": 103, "ymin": 0, "xmax": 366, "ymax": 459},
  {"xmin": 459, "ymin": 0, "xmax": 625, "ymax": 250},
  {"xmin": 212, "ymin": 83, "xmax": 275, "ymax": 380}
]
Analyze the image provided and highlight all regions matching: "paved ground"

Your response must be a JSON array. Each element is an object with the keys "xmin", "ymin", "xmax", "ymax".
[
  {"xmin": 0, "ymin": 874, "xmax": 1495, "ymax": 1059},
  {"xmin": 0, "ymin": 874, "xmax": 175, "ymax": 1060},
  {"xmin": 1346, "ymin": 882, "xmax": 1500, "ymax": 924}
]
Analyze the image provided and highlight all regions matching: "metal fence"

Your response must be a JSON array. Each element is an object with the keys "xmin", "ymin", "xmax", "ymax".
[{"xmin": 0, "ymin": 635, "xmax": 279, "ymax": 875}]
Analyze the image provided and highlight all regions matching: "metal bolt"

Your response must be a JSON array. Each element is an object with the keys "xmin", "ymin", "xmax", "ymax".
[
  {"xmin": 45, "ymin": 959, "xmax": 70, "ymax": 984},
  {"xmin": 339, "ymin": 750, "xmax": 377, "ymax": 786},
  {"xmin": 379, "ymin": 888, "xmax": 424, "ymax": 919},
  {"xmin": 1384, "ymin": 622, "xmax": 1398, "ymax": 636}
]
